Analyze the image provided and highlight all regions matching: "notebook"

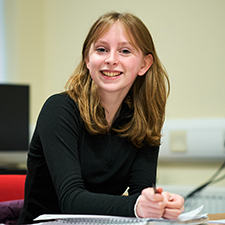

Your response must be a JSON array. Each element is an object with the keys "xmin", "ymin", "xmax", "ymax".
[{"xmin": 34, "ymin": 205, "xmax": 208, "ymax": 225}]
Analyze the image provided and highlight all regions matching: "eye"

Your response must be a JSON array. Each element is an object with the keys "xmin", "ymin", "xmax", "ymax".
[
  {"xmin": 120, "ymin": 49, "xmax": 131, "ymax": 54},
  {"xmin": 96, "ymin": 47, "xmax": 107, "ymax": 53}
]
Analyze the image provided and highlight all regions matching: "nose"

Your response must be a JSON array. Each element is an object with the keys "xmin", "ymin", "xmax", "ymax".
[{"xmin": 105, "ymin": 51, "xmax": 119, "ymax": 66}]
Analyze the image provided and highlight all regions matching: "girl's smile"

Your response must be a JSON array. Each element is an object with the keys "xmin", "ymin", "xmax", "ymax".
[{"xmin": 101, "ymin": 70, "xmax": 122, "ymax": 77}]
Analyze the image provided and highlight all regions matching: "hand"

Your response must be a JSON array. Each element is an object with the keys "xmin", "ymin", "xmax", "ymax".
[
  {"xmin": 161, "ymin": 192, "xmax": 185, "ymax": 220},
  {"xmin": 136, "ymin": 187, "xmax": 165, "ymax": 218}
]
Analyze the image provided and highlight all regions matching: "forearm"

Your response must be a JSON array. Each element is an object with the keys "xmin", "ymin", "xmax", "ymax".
[{"xmin": 59, "ymin": 189, "xmax": 139, "ymax": 217}]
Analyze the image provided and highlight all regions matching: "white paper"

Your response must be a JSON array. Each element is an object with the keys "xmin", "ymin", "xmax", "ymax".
[
  {"xmin": 34, "ymin": 214, "xmax": 134, "ymax": 221},
  {"xmin": 178, "ymin": 205, "xmax": 205, "ymax": 220},
  {"xmin": 34, "ymin": 205, "xmax": 206, "ymax": 222}
]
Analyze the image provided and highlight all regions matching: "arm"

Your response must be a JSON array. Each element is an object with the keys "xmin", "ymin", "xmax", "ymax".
[
  {"xmin": 128, "ymin": 145, "xmax": 184, "ymax": 219},
  {"xmin": 127, "ymin": 143, "xmax": 166, "ymax": 218},
  {"xmin": 36, "ymin": 94, "xmax": 138, "ymax": 216}
]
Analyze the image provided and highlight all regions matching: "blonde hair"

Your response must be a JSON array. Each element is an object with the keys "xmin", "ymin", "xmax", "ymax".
[{"xmin": 65, "ymin": 12, "xmax": 170, "ymax": 147}]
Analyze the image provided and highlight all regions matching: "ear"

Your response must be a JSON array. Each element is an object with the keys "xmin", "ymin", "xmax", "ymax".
[
  {"xmin": 138, "ymin": 54, "xmax": 153, "ymax": 76},
  {"xmin": 84, "ymin": 47, "xmax": 91, "ymax": 70},
  {"xmin": 85, "ymin": 56, "xmax": 90, "ymax": 70}
]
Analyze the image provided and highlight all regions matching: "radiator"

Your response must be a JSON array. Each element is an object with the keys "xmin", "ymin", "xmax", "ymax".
[{"xmin": 161, "ymin": 185, "xmax": 225, "ymax": 214}]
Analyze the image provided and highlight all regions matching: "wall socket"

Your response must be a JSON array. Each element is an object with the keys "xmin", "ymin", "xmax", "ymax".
[
  {"xmin": 159, "ymin": 118, "xmax": 225, "ymax": 161},
  {"xmin": 170, "ymin": 130, "xmax": 187, "ymax": 152}
]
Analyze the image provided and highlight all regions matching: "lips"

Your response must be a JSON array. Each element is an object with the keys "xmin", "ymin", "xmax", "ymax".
[{"xmin": 101, "ymin": 71, "xmax": 122, "ymax": 77}]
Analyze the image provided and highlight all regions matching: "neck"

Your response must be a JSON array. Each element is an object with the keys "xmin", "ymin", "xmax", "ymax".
[{"xmin": 99, "ymin": 91, "xmax": 126, "ymax": 127}]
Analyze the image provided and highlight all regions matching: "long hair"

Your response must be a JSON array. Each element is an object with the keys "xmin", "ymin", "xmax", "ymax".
[{"xmin": 65, "ymin": 12, "xmax": 170, "ymax": 147}]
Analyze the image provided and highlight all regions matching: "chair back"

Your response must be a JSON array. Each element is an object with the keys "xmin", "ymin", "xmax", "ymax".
[{"xmin": 0, "ymin": 174, "xmax": 26, "ymax": 202}]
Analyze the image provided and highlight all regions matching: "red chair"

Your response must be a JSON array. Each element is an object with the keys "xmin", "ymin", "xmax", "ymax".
[{"xmin": 0, "ymin": 174, "xmax": 26, "ymax": 202}]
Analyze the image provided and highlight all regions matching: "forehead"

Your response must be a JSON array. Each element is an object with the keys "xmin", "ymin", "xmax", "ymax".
[{"xmin": 94, "ymin": 21, "xmax": 138, "ymax": 48}]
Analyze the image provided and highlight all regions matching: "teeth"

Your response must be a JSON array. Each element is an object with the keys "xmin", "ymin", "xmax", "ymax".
[{"xmin": 102, "ymin": 71, "xmax": 121, "ymax": 77}]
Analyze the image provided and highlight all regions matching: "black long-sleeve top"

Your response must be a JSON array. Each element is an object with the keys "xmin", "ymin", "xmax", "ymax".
[{"xmin": 18, "ymin": 93, "xmax": 159, "ymax": 224}]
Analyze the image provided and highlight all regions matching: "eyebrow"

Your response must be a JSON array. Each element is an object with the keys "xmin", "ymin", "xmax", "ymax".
[{"xmin": 94, "ymin": 39, "xmax": 133, "ymax": 47}]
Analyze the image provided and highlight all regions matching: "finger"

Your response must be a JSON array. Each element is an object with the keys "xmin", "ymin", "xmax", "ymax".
[
  {"xmin": 156, "ymin": 187, "xmax": 163, "ymax": 194},
  {"xmin": 166, "ymin": 198, "xmax": 184, "ymax": 209},
  {"xmin": 142, "ymin": 188, "xmax": 164, "ymax": 202},
  {"xmin": 145, "ymin": 208, "xmax": 164, "ymax": 219},
  {"xmin": 162, "ymin": 208, "xmax": 183, "ymax": 220},
  {"xmin": 137, "ymin": 202, "xmax": 165, "ymax": 218},
  {"xmin": 138, "ymin": 195, "xmax": 165, "ymax": 210},
  {"xmin": 180, "ymin": 205, "xmax": 185, "ymax": 213}
]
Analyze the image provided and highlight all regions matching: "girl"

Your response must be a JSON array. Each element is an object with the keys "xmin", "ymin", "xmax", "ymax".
[{"xmin": 18, "ymin": 12, "xmax": 184, "ymax": 224}]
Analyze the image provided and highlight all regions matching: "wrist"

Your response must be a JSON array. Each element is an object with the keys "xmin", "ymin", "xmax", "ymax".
[{"xmin": 134, "ymin": 195, "xmax": 141, "ymax": 218}]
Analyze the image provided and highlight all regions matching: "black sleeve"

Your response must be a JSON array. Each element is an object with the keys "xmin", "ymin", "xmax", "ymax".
[
  {"xmin": 128, "ymin": 145, "xmax": 159, "ymax": 195},
  {"xmin": 36, "ymin": 94, "xmax": 140, "ymax": 217}
]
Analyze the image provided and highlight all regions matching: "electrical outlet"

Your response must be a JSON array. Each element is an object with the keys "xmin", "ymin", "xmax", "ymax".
[
  {"xmin": 160, "ymin": 118, "xmax": 225, "ymax": 161},
  {"xmin": 170, "ymin": 131, "xmax": 187, "ymax": 152}
]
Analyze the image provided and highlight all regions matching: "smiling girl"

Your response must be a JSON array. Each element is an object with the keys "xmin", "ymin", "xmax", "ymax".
[{"xmin": 18, "ymin": 12, "xmax": 184, "ymax": 224}]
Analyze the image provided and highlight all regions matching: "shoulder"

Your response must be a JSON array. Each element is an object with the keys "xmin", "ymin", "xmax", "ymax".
[
  {"xmin": 44, "ymin": 92, "xmax": 77, "ymax": 106},
  {"xmin": 36, "ymin": 93, "xmax": 83, "ymax": 134},
  {"xmin": 38, "ymin": 93, "xmax": 80, "ymax": 121},
  {"xmin": 42, "ymin": 93, "xmax": 78, "ymax": 111}
]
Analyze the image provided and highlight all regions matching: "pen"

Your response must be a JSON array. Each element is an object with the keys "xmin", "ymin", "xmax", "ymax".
[{"xmin": 152, "ymin": 183, "xmax": 160, "ymax": 194}]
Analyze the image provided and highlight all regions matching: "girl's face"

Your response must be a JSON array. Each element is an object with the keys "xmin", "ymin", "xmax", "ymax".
[{"xmin": 86, "ymin": 22, "xmax": 152, "ymax": 97}]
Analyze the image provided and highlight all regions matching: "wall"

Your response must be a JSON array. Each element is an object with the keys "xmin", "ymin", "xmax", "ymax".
[
  {"xmin": 4, "ymin": 0, "xmax": 45, "ymax": 124},
  {"xmin": 3, "ymin": 0, "xmax": 225, "ymax": 187}
]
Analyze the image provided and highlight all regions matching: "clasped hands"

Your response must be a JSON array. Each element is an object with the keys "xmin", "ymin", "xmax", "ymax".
[{"xmin": 136, "ymin": 187, "xmax": 185, "ymax": 219}]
